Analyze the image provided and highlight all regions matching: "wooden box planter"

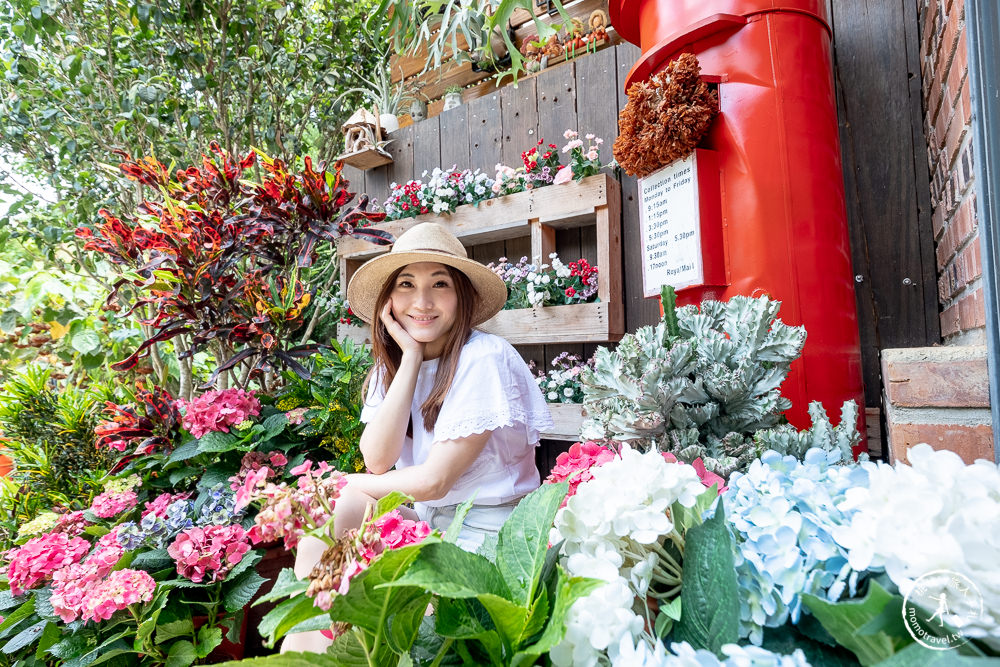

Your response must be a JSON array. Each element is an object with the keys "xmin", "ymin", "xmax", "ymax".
[
  {"xmin": 336, "ymin": 173, "xmax": 624, "ymax": 345},
  {"xmin": 544, "ymin": 402, "xmax": 588, "ymax": 441},
  {"xmin": 338, "ymin": 146, "xmax": 394, "ymax": 171}
]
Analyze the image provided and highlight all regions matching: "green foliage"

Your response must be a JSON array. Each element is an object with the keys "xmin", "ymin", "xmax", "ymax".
[
  {"xmin": 581, "ymin": 293, "xmax": 810, "ymax": 477},
  {"xmin": 274, "ymin": 339, "xmax": 373, "ymax": 473},
  {"xmin": 673, "ymin": 500, "xmax": 740, "ymax": 655},
  {"xmin": 0, "ymin": 366, "xmax": 113, "ymax": 548},
  {"xmin": 754, "ymin": 400, "xmax": 863, "ymax": 461}
]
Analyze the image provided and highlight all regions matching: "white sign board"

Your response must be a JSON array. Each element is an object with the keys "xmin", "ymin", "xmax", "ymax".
[{"xmin": 638, "ymin": 154, "xmax": 704, "ymax": 296}]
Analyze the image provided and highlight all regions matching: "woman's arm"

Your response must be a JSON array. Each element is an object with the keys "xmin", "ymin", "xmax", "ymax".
[
  {"xmin": 358, "ymin": 351, "xmax": 421, "ymax": 474},
  {"xmin": 346, "ymin": 431, "xmax": 490, "ymax": 502}
]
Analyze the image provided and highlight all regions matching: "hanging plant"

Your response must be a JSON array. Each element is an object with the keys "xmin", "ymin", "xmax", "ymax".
[{"xmin": 613, "ymin": 53, "xmax": 719, "ymax": 178}]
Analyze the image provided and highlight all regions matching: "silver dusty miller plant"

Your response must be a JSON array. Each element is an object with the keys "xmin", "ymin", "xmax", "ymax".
[{"xmin": 581, "ymin": 286, "xmax": 828, "ymax": 477}]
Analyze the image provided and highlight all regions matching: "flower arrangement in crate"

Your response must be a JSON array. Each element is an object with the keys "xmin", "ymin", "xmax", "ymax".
[
  {"xmin": 554, "ymin": 129, "xmax": 605, "ymax": 184},
  {"xmin": 487, "ymin": 253, "xmax": 599, "ymax": 309},
  {"xmin": 531, "ymin": 351, "xmax": 596, "ymax": 404},
  {"xmin": 383, "ymin": 167, "xmax": 494, "ymax": 220}
]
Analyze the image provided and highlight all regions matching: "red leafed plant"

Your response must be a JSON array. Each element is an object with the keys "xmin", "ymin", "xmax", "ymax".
[
  {"xmin": 94, "ymin": 383, "xmax": 183, "ymax": 467},
  {"xmin": 76, "ymin": 143, "xmax": 390, "ymax": 396}
]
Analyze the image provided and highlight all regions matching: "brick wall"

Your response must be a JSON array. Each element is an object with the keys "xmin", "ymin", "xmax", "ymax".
[
  {"xmin": 921, "ymin": 0, "xmax": 986, "ymax": 343},
  {"xmin": 880, "ymin": 0, "xmax": 993, "ymax": 465}
]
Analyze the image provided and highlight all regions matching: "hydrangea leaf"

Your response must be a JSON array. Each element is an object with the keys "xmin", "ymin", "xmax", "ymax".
[
  {"xmin": 874, "ymin": 641, "xmax": 991, "ymax": 666},
  {"xmin": 221, "ymin": 550, "xmax": 263, "ymax": 583},
  {"xmin": 257, "ymin": 594, "xmax": 327, "ymax": 648},
  {"xmin": 156, "ymin": 619, "xmax": 195, "ymax": 644},
  {"xmin": 434, "ymin": 597, "xmax": 504, "ymax": 658},
  {"xmin": 674, "ymin": 499, "xmax": 740, "ymax": 655},
  {"xmin": 1, "ymin": 619, "xmax": 48, "ymax": 655},
  {"xmin": 251, "ymin": 568, "xmax": 308, "ymax": 606},
  {"xmin": 801, "ymin": 579, "xmax": 902, "ymax": 666},
  {"xmin": 381, "ymin": 541, "xmax": 510, "ymax": 601},
  {"xmin": 195, "ymin": 430, "xmax": 239, "ymax": 454},
  {"xmin": 223, "ymin": 570, "xmax": 267, "ymax": 613},
  {"xmin": 164, "ymin": 639, "xmax": 197, "ymax": 667},
  {"xmin": 384, "ymin": 594, "xmax": 432, "ymax": 656},
  {"xmin": 374, "ymin": 491, "xmax": 413, "ymax": 520},
  {"xmin": 495, "ymin": 483, "xmax": 567, "ymax": 605}
]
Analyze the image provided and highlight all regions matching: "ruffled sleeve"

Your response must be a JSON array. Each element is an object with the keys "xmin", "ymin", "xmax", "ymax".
[
  {"xmin": 432, "ymin": 333, "xmax": 553, "ymax": 444},
  {"xmin": 359, "ymin": 368, "xmax": 385, "ymax": 424}
]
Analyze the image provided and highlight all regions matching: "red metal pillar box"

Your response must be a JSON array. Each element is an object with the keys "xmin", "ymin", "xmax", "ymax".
[{"xmin": 612, "ymin": 0, "xmax": 866, "ymax": 438}]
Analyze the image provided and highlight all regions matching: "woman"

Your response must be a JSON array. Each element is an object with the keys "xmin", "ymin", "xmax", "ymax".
[{"xmin": 283, "ymin": 222, "xmax": 552, "ymax": 652}]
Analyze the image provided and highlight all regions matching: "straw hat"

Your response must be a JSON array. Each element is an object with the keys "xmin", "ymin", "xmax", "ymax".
[{"xmin": 345, "ymin": 222, "xmax": 508, "ymax": 326}]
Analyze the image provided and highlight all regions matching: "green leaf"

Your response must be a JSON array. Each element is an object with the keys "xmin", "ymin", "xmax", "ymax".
[
  {"xmin": 252, "ymin": 567, "xmax": 308, "ymax": 606},
  {"xmin": 131, "ymin": 547, "xmax": 172, "ymax": 569},
  {"xmin": 2, "ymin": 619, "xmax": 47, "ymax": 654},
  {"xmin": 222, "ymin": 550, "xmax": 263, "ymax": 583},
  {"xmin": 156, "ymin": 618, "xmax": 195, "ymax": 644},
  {"xmin": 165, "ymin": 639, "xmax": 197, "ymax": 667},
  {"xmin": 511, "ymin": 569, "xmax": 604, "ymax": 667},
  {"xmin": 223, "ymin": 570, "xmax": 267, "ymax": 613},
  {"xmin": 444, "ymin": 498, "xmax": 474, "ymax": 544},
  {"xmin": 34, "ymin": 620, "xmax": 61, "ymax": 660},
  {"xmin": 166, "ymin": 439, "xmax": 201, "ymax": 464},
  {"xmin": 383, "ymin": 541, "xmax": 510, "ymax": 600},
  {"xmin": 373, "ymin": 491, "xmax": 413, "ymax": 519},
  {"xmin": 46, "ymin": 633, "xmax": 89, "ymax": 660},
  {"xmin": 384, "ymin": 595, "xmax": 430, "ymax": 655},
  {"xmin": 0, "ymin": 597, "xmax": 35, "ymax": 636},
  {"xmin": 257, "ymin": 593, "xmax": 327, "ymax": 647},
  {"xmin": 195, "ymin": 625, "xmax": 222, "ymax": 659},
  {"xmin": 495, "ymin": 483, "xmax": 566, "ymax": 605},
  {"xmin": 196, "ymin": 430, "xmax": 239, "ymax": 453},
  {"xmin": 260, "ymin": 412, "xmax": 288, "ymax": 440},
  {"xmin": 62, "ymin": 632, "xmax": 131, "ymax": 667},
  {"xmin": 0, "ymin": 591, "xmax": 22, "ymax": 611},
  {"xmin": 674, "ymin": 499, "xmax": 740, "ymax": 655},
  {"xmin": 873, "ymin": 642, "xmax": 994, "ymax": 666},
  {"xmin": 760, "ymin": 624, "xmax": 861, "ymax": 667},
  {"xmin": 207, "ymin": 651, "xmax": 344, "ymax": 666},
  {"xmin": 0, "ymin": 309, "xmax": 18, "ymax": 334},
  {"xmin": 70, "ymin": 328, "xmax": 100, "ymax": 354},
  {"xmin": 803, "ymin": 580, "xmax": 905, "ymax": 666}
]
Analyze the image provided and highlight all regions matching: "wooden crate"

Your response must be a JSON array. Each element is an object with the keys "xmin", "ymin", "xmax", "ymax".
[
  {"xmin": 338, "ymin": 146, "xmax": 393, "ymax": 171},
  {"xmin": 336, "ymin": 173, "xmax": 623, "ymax": 345},
  {"xmin": 543, "ymin": 402, "xmax": 587, "ymax": 441}
]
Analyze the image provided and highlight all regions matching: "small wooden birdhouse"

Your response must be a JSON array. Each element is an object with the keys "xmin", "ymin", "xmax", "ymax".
[{"xmin": 338, "ymin": 108, "xmax": 393, "ymax": 170}]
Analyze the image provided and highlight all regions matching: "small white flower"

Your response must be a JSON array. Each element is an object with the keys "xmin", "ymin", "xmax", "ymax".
[
  {"xmin": 563, "ymin": 387, "xmax": 574, "ymax": 397},
  {"xmin": 548, "ymin": 391, "xmax": 558, "ymax": 401}
]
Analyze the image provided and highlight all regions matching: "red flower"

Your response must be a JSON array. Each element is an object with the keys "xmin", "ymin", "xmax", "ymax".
[{"xmin": 565, "ymin": 287, "xmax": 576, "ymax": 297}]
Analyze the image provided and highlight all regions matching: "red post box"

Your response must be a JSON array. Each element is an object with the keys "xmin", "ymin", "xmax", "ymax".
[{"xmin": 611, "ymin": 0, "xmax": 867, "ymax": 443}]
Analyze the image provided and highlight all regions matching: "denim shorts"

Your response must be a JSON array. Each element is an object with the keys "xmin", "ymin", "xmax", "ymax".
[{"xmin": 415, "ymin": 498, "xmax": 521, "ymax": 552}]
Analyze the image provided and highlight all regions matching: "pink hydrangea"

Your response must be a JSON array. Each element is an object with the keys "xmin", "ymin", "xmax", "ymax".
[
  {"xmin": 90, "ymin": 490, "xmax": 138, "ymax": 519},
  {"xmin": 544, "ymin": 440, "xmax": 616, "ymax": 506},
  {"xmin": 52, "ymin": 510, "xmax": 91, "ymax": 537},
  {"xmin": 246, "ymin": 460, "xmax": 346, "ymax": 549},
  {"xmin": 50, "ymin": 528, "xmax": 126, "ymax": 623},
  {"xmin": 142, "ymin": 491, "xmax": 193, "ymax": 519},
  {"xmin": 285, "ymin": 407, "xmax": 309, "ymax": 425},
  {"xmin": 167, "ymin": 524, "xmax": 252, "ymax": 583},
  {"xmin": 4, "ymin": 532, "xmax": 91, "ymax": 595},
  {"xmin": 229, "ymin": 450, "xmax": 286, "ymax": 495},
  {"xmin": 81, "ymin": 569, "xmax": 156, "ymax": 623},
  {"xmin": 179, "ymin": 388, "xmax": 261, "ymax": 438},
  {"xmin": 374, "ymin": 510, "xmax": 432, "ymax": 551}
]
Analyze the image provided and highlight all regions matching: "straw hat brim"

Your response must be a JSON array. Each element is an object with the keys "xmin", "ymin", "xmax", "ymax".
[{"xmin": 346, "ymin": 249, "xmax": 508, "ymax": 327}]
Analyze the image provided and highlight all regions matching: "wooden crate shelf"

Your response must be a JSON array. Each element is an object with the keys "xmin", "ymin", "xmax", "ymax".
[
  {"xmin": 542, "ymin": 402, "xmax": 587, "ymax": 441},
  {"xmin": 336, "ymin": 173, "xmax": 623, "ymax": 346}
]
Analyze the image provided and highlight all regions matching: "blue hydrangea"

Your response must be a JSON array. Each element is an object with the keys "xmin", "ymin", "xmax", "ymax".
[
  {"xmin": 723, "ymin": 448, "xmax": 869, "ymax": 644},
  {"xmin": 197, "ymin": 483, "xmax": 243, "ymax": 526},
  {"xmin": 116, "ymin": 499, "xmax": 195, "ymax": 550}
]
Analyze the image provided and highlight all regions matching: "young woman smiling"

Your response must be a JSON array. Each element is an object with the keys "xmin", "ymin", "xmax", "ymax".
[{"xmin": 283, "ymin": 222, "xmax": 552, "ymax": 652}]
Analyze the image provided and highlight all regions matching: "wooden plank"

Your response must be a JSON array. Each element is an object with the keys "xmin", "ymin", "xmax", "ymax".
[
  {"xmin": 532, "ymin": 223, "xmax": 557, "ymax": 266},
  {"xmin": 412, "ymin": 60, "xmax": 493, "ymax": 103},
  {"xmin": 542, "ymin": 402, "xmax": 587, "ymax": 440},
  {"xmin": 383, "ymin": 124, "xmax": 414, "ymax": 200},
  {"xmin": 530, "ymin": 173, "xmax": 609, "ymax": 217},
  {"xmin": 340, "ymin": 164, "xmax": 367, "ymax": 200},
  {"xmin": 412, "ymin": 115, "xmax": 441, "ymax": 177},
  {"xmin": 501, "ymin": 77, "xmax": 539, "ymax": 168},
  {"xmin": 468, "ymin": 92, "xmax": 503, "ymax": 172},
  {"xmin": 438, "ymin": 103, "xmax": 471, "ymax": 170},
  {"xmin": 478, "ymin": 302, "xmax": 622, "ymax": 343},
  {"xmin": 615, "ymin": 42, "xmax": 661, "ymax": 332},
  {"xmin": 829, "ymin": 0, "xmax": 940, "ymax": 410}
]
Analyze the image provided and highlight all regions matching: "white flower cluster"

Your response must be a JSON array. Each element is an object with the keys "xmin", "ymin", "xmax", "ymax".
[
  {"xmin": 550, "ymin": 446, "xmax": 712, "ymax": 667},
  {"xmin": 834, "ymin": 443, "xmax": 1000, "ymax": 648},
  {"xmin": 610, "ymin": 638, "xmax": 811, "ymax": 666}
]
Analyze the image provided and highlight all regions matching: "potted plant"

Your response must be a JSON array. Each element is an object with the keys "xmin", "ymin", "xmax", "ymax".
[{"xmin": 443, "ymin": 85, "xmax": 464, "ymax": 111}]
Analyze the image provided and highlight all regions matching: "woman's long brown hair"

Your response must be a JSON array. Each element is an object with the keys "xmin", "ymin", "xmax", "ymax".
[{"xmin": 362, "ymin": 264, "xmax": 477, "ymax": 432}]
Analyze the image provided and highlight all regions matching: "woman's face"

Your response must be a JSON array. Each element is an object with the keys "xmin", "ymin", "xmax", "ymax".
[{"xmin": 389, "ymin": 262, "xmax": 459, "ymax": 358}]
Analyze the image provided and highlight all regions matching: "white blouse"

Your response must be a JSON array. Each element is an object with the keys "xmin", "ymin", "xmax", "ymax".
[{"xmin": 360, "ymin": 330, "xmax": 554, "ymax": 507}]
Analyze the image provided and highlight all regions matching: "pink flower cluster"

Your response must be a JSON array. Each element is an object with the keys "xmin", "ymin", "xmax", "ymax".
[
  {"xmin": 229, "ymin": 450, "xmax": 287, "ymax": 494},
  {"xmin": 309, "ymin": 510, "xmax": 431, "ymax": 611},
  {"xmin": 244, "ymin": 460, "xmax": 346, "ymax": 549},
  {"xmin": 4, "ymin": 532, "xmax": 90, "ymax": 595},
  {"xmin": 84, "ymin": 569, "xmax": 156, "ymax": 622},
  {"xmin": 142, "ymin": 491, "xmax": 193, "ymax": 519},
  {"xmin": 544, "ymin": 441, "xmax": 616, "ymax": 506},
  {"xmin": 90, "ymin": 489, "xmax": 138, "ymax": 518},
  {"xmin": 50, "ymin": 529, "xmax": 130, "ymax": 623},
  {"xmin": 167, "ymin": 524, "xmax": 252, "ymax": 583},
  {"xmin": 53, "ymin": 510, "xmax": 90, "ymax": 537},
  {"xmin": 179, "ymin": 388, "xmax": 261, "ymax": 439}
]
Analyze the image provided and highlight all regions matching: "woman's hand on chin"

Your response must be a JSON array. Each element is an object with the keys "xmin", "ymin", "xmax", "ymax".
[{"xmin": 381, "ymin": 299, "xmax": 424, "ymax": 359}]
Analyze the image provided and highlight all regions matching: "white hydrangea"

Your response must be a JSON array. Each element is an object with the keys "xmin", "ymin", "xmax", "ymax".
[
  {"xmin": 550, "ymin": 577, "xmax": 644, "ymax": 667},
  {"xmin": 550, "ymin": 446, "xmax": 715, "ymax": 666},
  {"xmin": 608, "ymin": 639, "xmax": 812, "ymax": 666},
  {"xmin": 833, "ymin": 443, "xmax": 1000, "ymax": 647}
]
